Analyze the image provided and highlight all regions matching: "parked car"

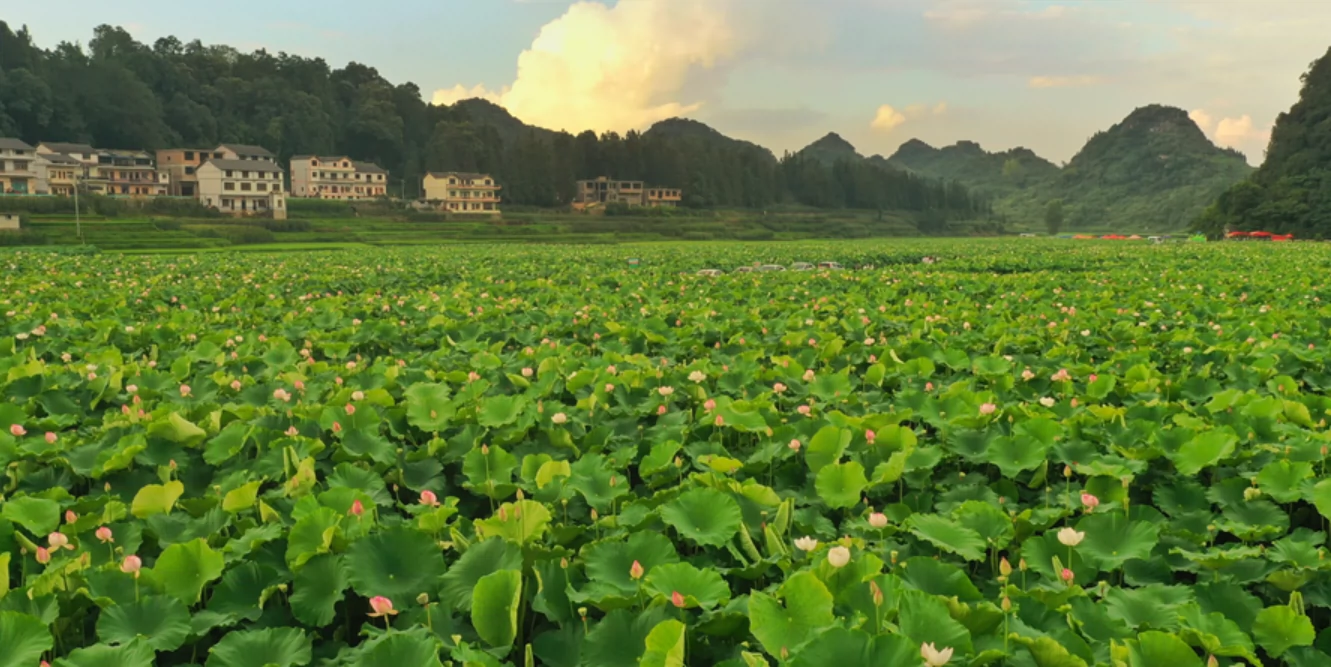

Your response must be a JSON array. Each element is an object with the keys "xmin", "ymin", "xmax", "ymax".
[
  {"xmin": 697, "ymin": 269, "xmax": 724, "ymax": 277},
  {"xmin": 791, "ymin": 262, "xmax": 815, "ymax": 271},
  {"xmin": 757, "ymin": 264, "xmax": 786, "ymax": 272},
  {"xmin": 734, "ymin": 266, "xmax": 755, "ymax": 273},
  {"xmin": 817, "ymin": 261, "xmax": 844, "ymax": 270}
]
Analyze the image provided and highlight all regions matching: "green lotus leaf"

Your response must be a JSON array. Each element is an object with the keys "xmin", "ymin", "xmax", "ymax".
[
  {"xmin": 148, "ymin": 538, "xmax": 225, "ymax": 605},
  {"xmin": 1, "ymin": 496, "xmax": 60, "ymax": 535},
  {"xmin": 981, "ymin": 433, "xmax": 1050, "ymax": 478},
  {"xmin": 1255, "ymin": 460, "xmax": 1313, "ymax": 503},
  {"xmin": 644, "ymin": 562, "xmax": 731, "ymax": 609},
  {"xmin": 907, "ymin": 514, "xmax": 986, "ymax": 561},
  {"xmin": 289, "ymin": 554, "xmax": 349, "ymax": 627},
  {"xmin": 575, "ymin": 531, "xmax": 680, "ymax": 606},
  {"xmin": 0, "ymin": 611, "xmax": 53, "ymax": 667},
  {"xmin": 222, "ymin": 481, "xmax": 262, "ymax": 513},
  {"xmin": 439, "ymin": 538, "xmax": 523, "ymax": 611},
  {"xmin": 1168, "ymin": 428, "xmax": 1236, "ymax": 476},
  {"xmin": 54, "ymin": 640, "xmax": 156, "ymax": 667},
  {"xmin": 814, "ymin": 461, "xmax": 868, "ymax": 509},
  {"xmin": 1075, "ymin": 512, "xmax": 1160, "ymax": 571},
  {"xmin": 952, "ymin": 500, "xmax": 1014, "ymax": 550},
  {"xmin": 285, "ymin": 506, "xmax": 342, "ymax": 570},
  {"xmin": 583, "ymin": 608, "xmax": 671, "ymax": 667},
  {"xmin": 1310, "ymin": 478, "xmax": 1331, "ymax": 522},
  {"xmin": 713, "ymin": 399, "xmax": 770, "ymax": 433},
  {"xmin": 660, "ymin": 487, "xmax": 742, "ymax": 547},
  {"xmin": 1126, "ymin": 631, "xmax": 1203, "ymax": 667},
  {"xmin": 354, "ymin": 629, "xmax": 444, "ymax": 667},
  {"xmin": 1252, "ymin": 605, "xmax": 1315, "ymax": 658},
  {"xmin": 130, "ymin": 480, "xmax": 184, "ymax": 519},
  {"xmin": 1012, "ymin": 635, "xmax": 1088, "ymax": 667},
  {"xmin": 462, "ymin": 444, "xmax": 518, "ymax": 501},
  {"xmin": 404, "ymin": 382, "xmax": 454, "ymax": 432},
  {"xmin": 471, "ymin": 570, "xmax": 522, "ymax": 649},
  {"xmin": 95, "ymin": 595, "xmax": 190, "ymax": 651},
  {"xmin": 1177, "ymin": 604, "xmax": 1259, "ymax": 663},
  {"xmin": 478, "ymin": 395, "xmax": 525, "ymax": 427},
  {"xmin": 804, "ymin": 426, "xmax": 850, "ymax": 474},
  {"xmin": 205, "ymin": 627, "xmax": 312, "ymax": 667},
  {"xmin": 788, "ymin": 627, "xmax": 916, "ymax": 667},
  {"xmin": 897, "ymin": 589, "xmax": 974, "ymax": 655},
  {"xmin": 899, "ymin": 557, "xmax": 982, "ymax": 602},
  {"xmin": 346, "ymin": 526, "xmax": 446, "ymax": 603},
  {"xmin": 147, "ymin": 412, "xmax": 207, "ymax": 446},
  {"xmin": 748, "ymin": 571, "xmax": 835, "ymax": 657},
  {"xmin": 639, "ymin": 619, "xmax": 686, "ymax": 667},
  {"xmin": 474, "ymin": 500, "xmax": 551, "ymax": 544},
  {"xmin": 1104, "ymin": 585, "xmax": 1193, "ymax": 630}
]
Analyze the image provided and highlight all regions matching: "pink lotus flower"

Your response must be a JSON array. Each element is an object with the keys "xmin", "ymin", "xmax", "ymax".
[
  {"xmin": 704, "ymin": 399, "xmax": 716, "ymax": 411},
  {"xmin": 714, "ymin": 415, "xmax": 725, "ymax": 426},
  {"xmin": 349, "ymin": 499, "xmax": 364, "ymax": 517},
  {"xmin": 121, "ymin": 555, "xmax": 142, "ymax": 575},
  {"xmin": 865, "ymin": 429, "xmax": 876, "ymax": 444},
  {"xmin": 344, "ymin": 403, "xmax": 356, "ymax": 415},
  {"xmin": 45, "ymin": 432, "xmax": 57, "ymax": 444},
  {"xmin": 797, "ymin": 405, "xmax": 811, "ymax": 416},
  {"xmin": 1051, "ymin": 369, "xmax": 1071, "ymax": 383},
  {"xmin": 273, "ymin": 388, "xmax": 292, "ymax": 402},
  {"xmin": 332, "ymin": 422, "xmax": 342, "ymax": 433},
  {"xmin": 294, "ymin": 381, "xmax": 305, "ymax": 391},
  {"xmin": 65, "ymin": 510, "xmax": 77, "ymax": 524},
  {"xmin": 671, "ymin": 591, "xmax": 686, "ymax": 608},
  {"xmin": 285, "ymin": 426, "xmax": 299, "ymax": 436},
  {"xmin": 126, "ymin": 384, "xmax": 138, "ymax": 393},
  {"xmin": 9, "ymin": 424, "xmax": 25, "ymax": 437},
  {"xmin": 802, "ymin": 370, "xmax": 815, "ymax": 382},
  {"xmin": 657, "ymin": 405, "xmax": 667, "ymax": 415},
  {"xmin": 630, "ymin": 560, "xmax": 644, "ymax": 580},
  {"xmin": 773, "ymin": 382, "xmax": 787, "ymax": 393},
  {"xmin": 1021, "ymin": 369, "xmax": 1035, "ymax": 381},
  {"xmin": 1081, "ymin": 493, "xmax": 1100, "ymax": 512},
  {"xmin": 868, "ymin": 512, "xmax": 888, "ymax": 528},
  {"xmin": 979, "ymin": 403, "xmax": 997, "ymax": 416},
  {"xmin": 605, "ymin": 384, "xmax": 615, "ymax": 393},
  {"xmin": 48, "ymin": 532, "xmax": 69, "ymax": 550},
  {"xmin": 179, "ymin": 384, "xmax": 192, "ymax": 397},
  {"xmin": 96, "ymin": 526, "xmax": 114, "ymax": 543},
  {"xmin": 1061, "ymin": 568, "xmax": 1075, "ymax": 583},
  {"xmin": 925, "ymin": 382, "xmax": 934, "ymax": 391},
  {"xmin": 1088, "ymin": 374, "xmax": 1098, "ymax": 383},
  {"xmin": 420, "ymin": 490, "xmax": 439, "ymax": 507},
  {"xmin": 230, "ymin": 380, "xmax": 242, "ymax": 391},
  {"xmin": 368, "ymin": 596, "xmax": 397, "ymax": 617},
  {"xmin": 36, "ymin": 547, "xmax": 50, "ymax": 564},
  {"xmin": 789, "ymin": 439, "xmax": 801, "ymax": 451},
  {"xmin": 521, "ymin": 367, "xmax": 534, "ymax": 378}
]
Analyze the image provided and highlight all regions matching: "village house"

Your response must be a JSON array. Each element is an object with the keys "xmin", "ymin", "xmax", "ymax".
[
  {"xmin": 35, "ymin": 142, "xmax": 97, "ymax": 166},
  {"xmin": 290, "ymin": 155, "xmax": 389, "ymax": 200},
  {"xmin": 155, "ymin": 148, "xmax": 216, "ymax": 197},
  {"xmin": 573, "ymin": 177, "xmax": 682, "ymax": 210},
  {"xmin": 216, "ymin": 144, "xmax": 276, "ymax": 162},
  {"xmin": 196, "ymin": 159, "xmax": 287, "ymax": 219},
  {"xmin": 421, "ymin": 172, "xmax": 501, "ymax": 215},
  {"xmin": 34, "ymin": 152, "xmax": 83, "ymax": 196},
  {"xmin": 0, "ymin": 138, "xmax": 37, "ymax": 195},
  {"xmin": 82, "ymin": 149, "xmax": 169, "ymax": 197}
]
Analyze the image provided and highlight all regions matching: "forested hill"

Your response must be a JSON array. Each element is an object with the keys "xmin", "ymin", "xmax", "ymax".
[
  {"xmin": 1193, "ymin": 46, "xmax": 1331, "ymax": 238},
  {"xmin": 885, "ymin": 106, "xmax": 1253, "ymax": 231},
  {"xmin": 0, "ymin": 21, "xmax": 986, "ymax": 216}
]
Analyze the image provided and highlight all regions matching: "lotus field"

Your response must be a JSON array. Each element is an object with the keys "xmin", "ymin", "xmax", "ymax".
[{"xmin": 4, "ymin": 239, "xmax": 1331, "ymax": 667}]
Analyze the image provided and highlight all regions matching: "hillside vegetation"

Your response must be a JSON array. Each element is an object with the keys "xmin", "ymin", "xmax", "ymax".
[
  {"xmin": 1194, "ymin": 47, "xmax": 1331, "ymax": 238},
  {"xmin": 887, "ymin": 106, "xmax": 1253, "ymax": 231}
]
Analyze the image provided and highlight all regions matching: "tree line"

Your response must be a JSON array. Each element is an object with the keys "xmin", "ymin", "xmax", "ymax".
[{"xmin": 0, "ymin": 22, "xmax": 986, "ymax": 216}]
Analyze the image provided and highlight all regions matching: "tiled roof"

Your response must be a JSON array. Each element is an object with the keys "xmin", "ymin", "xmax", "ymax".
[
  {"xmin": 204, "ymin": 159, "xmax": 284, "ymax": 173},
  {"xmin": 217, "ymin": 144, "xmax": 275, "ymax": 158},
  {"xmin": 428, "ymin": 172, "xmax": 491, "ymax": 181},
  {"xmin": 0, "ymin": 137, "xmax": 35, "ymax": 150},
  {"xmin": 38, "ymin": 141, "xmax": 93, "ymax": 154},
  {"xmin": 353, "ymin": 161, "xmax": 387, "ymax": 174}
]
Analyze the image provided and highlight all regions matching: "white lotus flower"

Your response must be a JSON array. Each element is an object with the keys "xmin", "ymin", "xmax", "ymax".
[
  {"xmin": 921, "ymin": 642, "xmax": 954, "ymax": 666},
  {"xmin": 827, "ymin": 546, "xmax": 851, "ymax": 568},
  {"xmin": 1057, "ymin": 527, "xmax": 1085, "ymax": 547}
]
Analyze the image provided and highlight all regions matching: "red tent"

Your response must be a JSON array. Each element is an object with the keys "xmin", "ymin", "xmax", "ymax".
[
  {"xmin": 1227, "ymin": 231, "xmax": 1250, "ymax": 238},
  {"xmin": 1250, "ymin": 231, "xmax": 1272, "ymax": 237}
]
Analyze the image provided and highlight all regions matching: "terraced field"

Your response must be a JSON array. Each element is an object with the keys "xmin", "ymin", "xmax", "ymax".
[{"xmin": 1, "ymin": 239, "xmax": 1329, "ymax": 666}]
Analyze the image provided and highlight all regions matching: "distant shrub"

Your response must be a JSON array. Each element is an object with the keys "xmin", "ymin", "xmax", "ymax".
[
  {"xmin": 194, "ymin": 226, "xmax": 276, "ymax": 244},
  {"xmin": 0, "ymin": 229, "xmax": 47, "ymax": 246}
]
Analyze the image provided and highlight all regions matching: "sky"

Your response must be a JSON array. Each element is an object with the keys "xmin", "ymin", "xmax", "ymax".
[{"xmin": 7, "ymin": 0, "xmax": 1331, "ymax": 165}]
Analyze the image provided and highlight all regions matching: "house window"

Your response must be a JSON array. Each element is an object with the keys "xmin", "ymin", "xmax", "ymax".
[
  {"xmin": 258, "ymin": 182, "xmax": 267, "ymax": 192},
  {"xmin": 242, "ymin": 171, "xmax": 250, "ymax": 178},
  {"xmin": 224, "ymin": 182, "xmax": 235, "ymax": 191},
  {"xmin": 185, "ymin": 167, "xmax": 195, "ymax": 175},
  {"xmin": 184, "ymin": 151, "xmax": 194, "ymax": 160},
  {"xmin": 225, "ymin": 170, "xmax": 233, "ymax": 177},
  {"xmin": 241, "ymin": 182, "xmax": 252, "ymax": 191}
]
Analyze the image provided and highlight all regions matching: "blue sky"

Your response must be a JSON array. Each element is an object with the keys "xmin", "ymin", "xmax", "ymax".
[{"xmin": 7, "ymin": 0, "xmax": 1329, "ymax": 164}]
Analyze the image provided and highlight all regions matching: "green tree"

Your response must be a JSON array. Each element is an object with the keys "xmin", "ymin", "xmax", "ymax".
[{"xmin": 1045, "ymin": 199, "xmax": 1064, "ymax": 235}]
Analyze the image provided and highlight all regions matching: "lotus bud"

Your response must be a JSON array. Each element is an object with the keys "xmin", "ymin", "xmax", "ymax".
[
  {"xmin": 578, "ymin": 607, "xmax": 587, "ymax": 619},
  {"xmin": 890, "ymin": 550, "xmax": 899, "ymax": 565},
  {"xmin": 1018, "ymin": 558, "xmax": 1027, "ymax": 572},
  {"xmin": 1063, "ymin": 465, "xmax": 1072, "ymax": 478},
  {"xmin": 1001, "ymin": 596, "xmax": 1012, "ymax": 612},
  {"xmin": 999, "ymin": 557, "xmax": 1012, "ymax": 578},
  {"xmin": 869, "ymin": 580, "xmax": 884, "ymax": 607},
  {"xmin": 590, "ymin": 509, "xmax": 598, "ymax": 521},
  {"xmin": 417, "ymin": 593, "xmax": 430, "ymax": 605}
]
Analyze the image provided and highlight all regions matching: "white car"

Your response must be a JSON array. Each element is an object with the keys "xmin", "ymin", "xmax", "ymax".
[
  {"xmin": 757, "ymin": 264, "xmax": 786, "ymax": 272},
  {"xmin": 818, "ymin": 261, "xmax": 844, "ymax": 270},
  {"xmin": 791, "ymin": 262, "xmax": 815, "ymax": 271},
  {"xmin": 697, "ymin": 269, "xmax": 724, "ymax": 277}
]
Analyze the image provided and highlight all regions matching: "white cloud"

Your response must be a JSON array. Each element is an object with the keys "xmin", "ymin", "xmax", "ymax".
[
  {"xmin": 432, "ymin": 0, "xmax": 744, "ymax": 134},
  {"xmin": 1028, "ymin": 75, "xmax": 1105, "ymax": 89},
  {"xmin": 870, "ymin": 105, "xmax": 907, "ymax": 132},
  {"xmin": 1189, "ymin": 108, "xmax": 1269, "ymax": 156},
  {"xmin": 870, "ymin": 101, "xmax": 947, "ymax": 133}
]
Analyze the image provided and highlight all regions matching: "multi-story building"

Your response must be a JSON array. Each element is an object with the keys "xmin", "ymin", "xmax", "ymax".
[
  {"xmin": 155, "ymin": 148, "xmax": 216, "ymax": 197},
  {"xmin": 290, "ymin": 155, "xmax": 389, "ymax": 200},
  {"xmin": 573, "ymin": 177, "xmax": 683, "ymax": 209},
  {"xmin": 82, "ymin": 150, "xmax": 169, "ymax": 197},
  {"xmin": 197, "ymin": 159, "xmax": 287, "ymax": 219},
  {"xmin": 34, "ymin": 152, "xmax": 83, "ymax": 196},
  {"xmin": 216, "ymin": 144, "xmax": 275, "ymax": 162},
  {"xmin": 0, "ymin": 138, "xmax": 37, "ymax": 195},
  {"xmin": 35, "ymin": 142, "xmax": 97, "ymax": 166},
  {"xmin": 421, "ymin": 172, "xmax": 501, "ymax": 215}
]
